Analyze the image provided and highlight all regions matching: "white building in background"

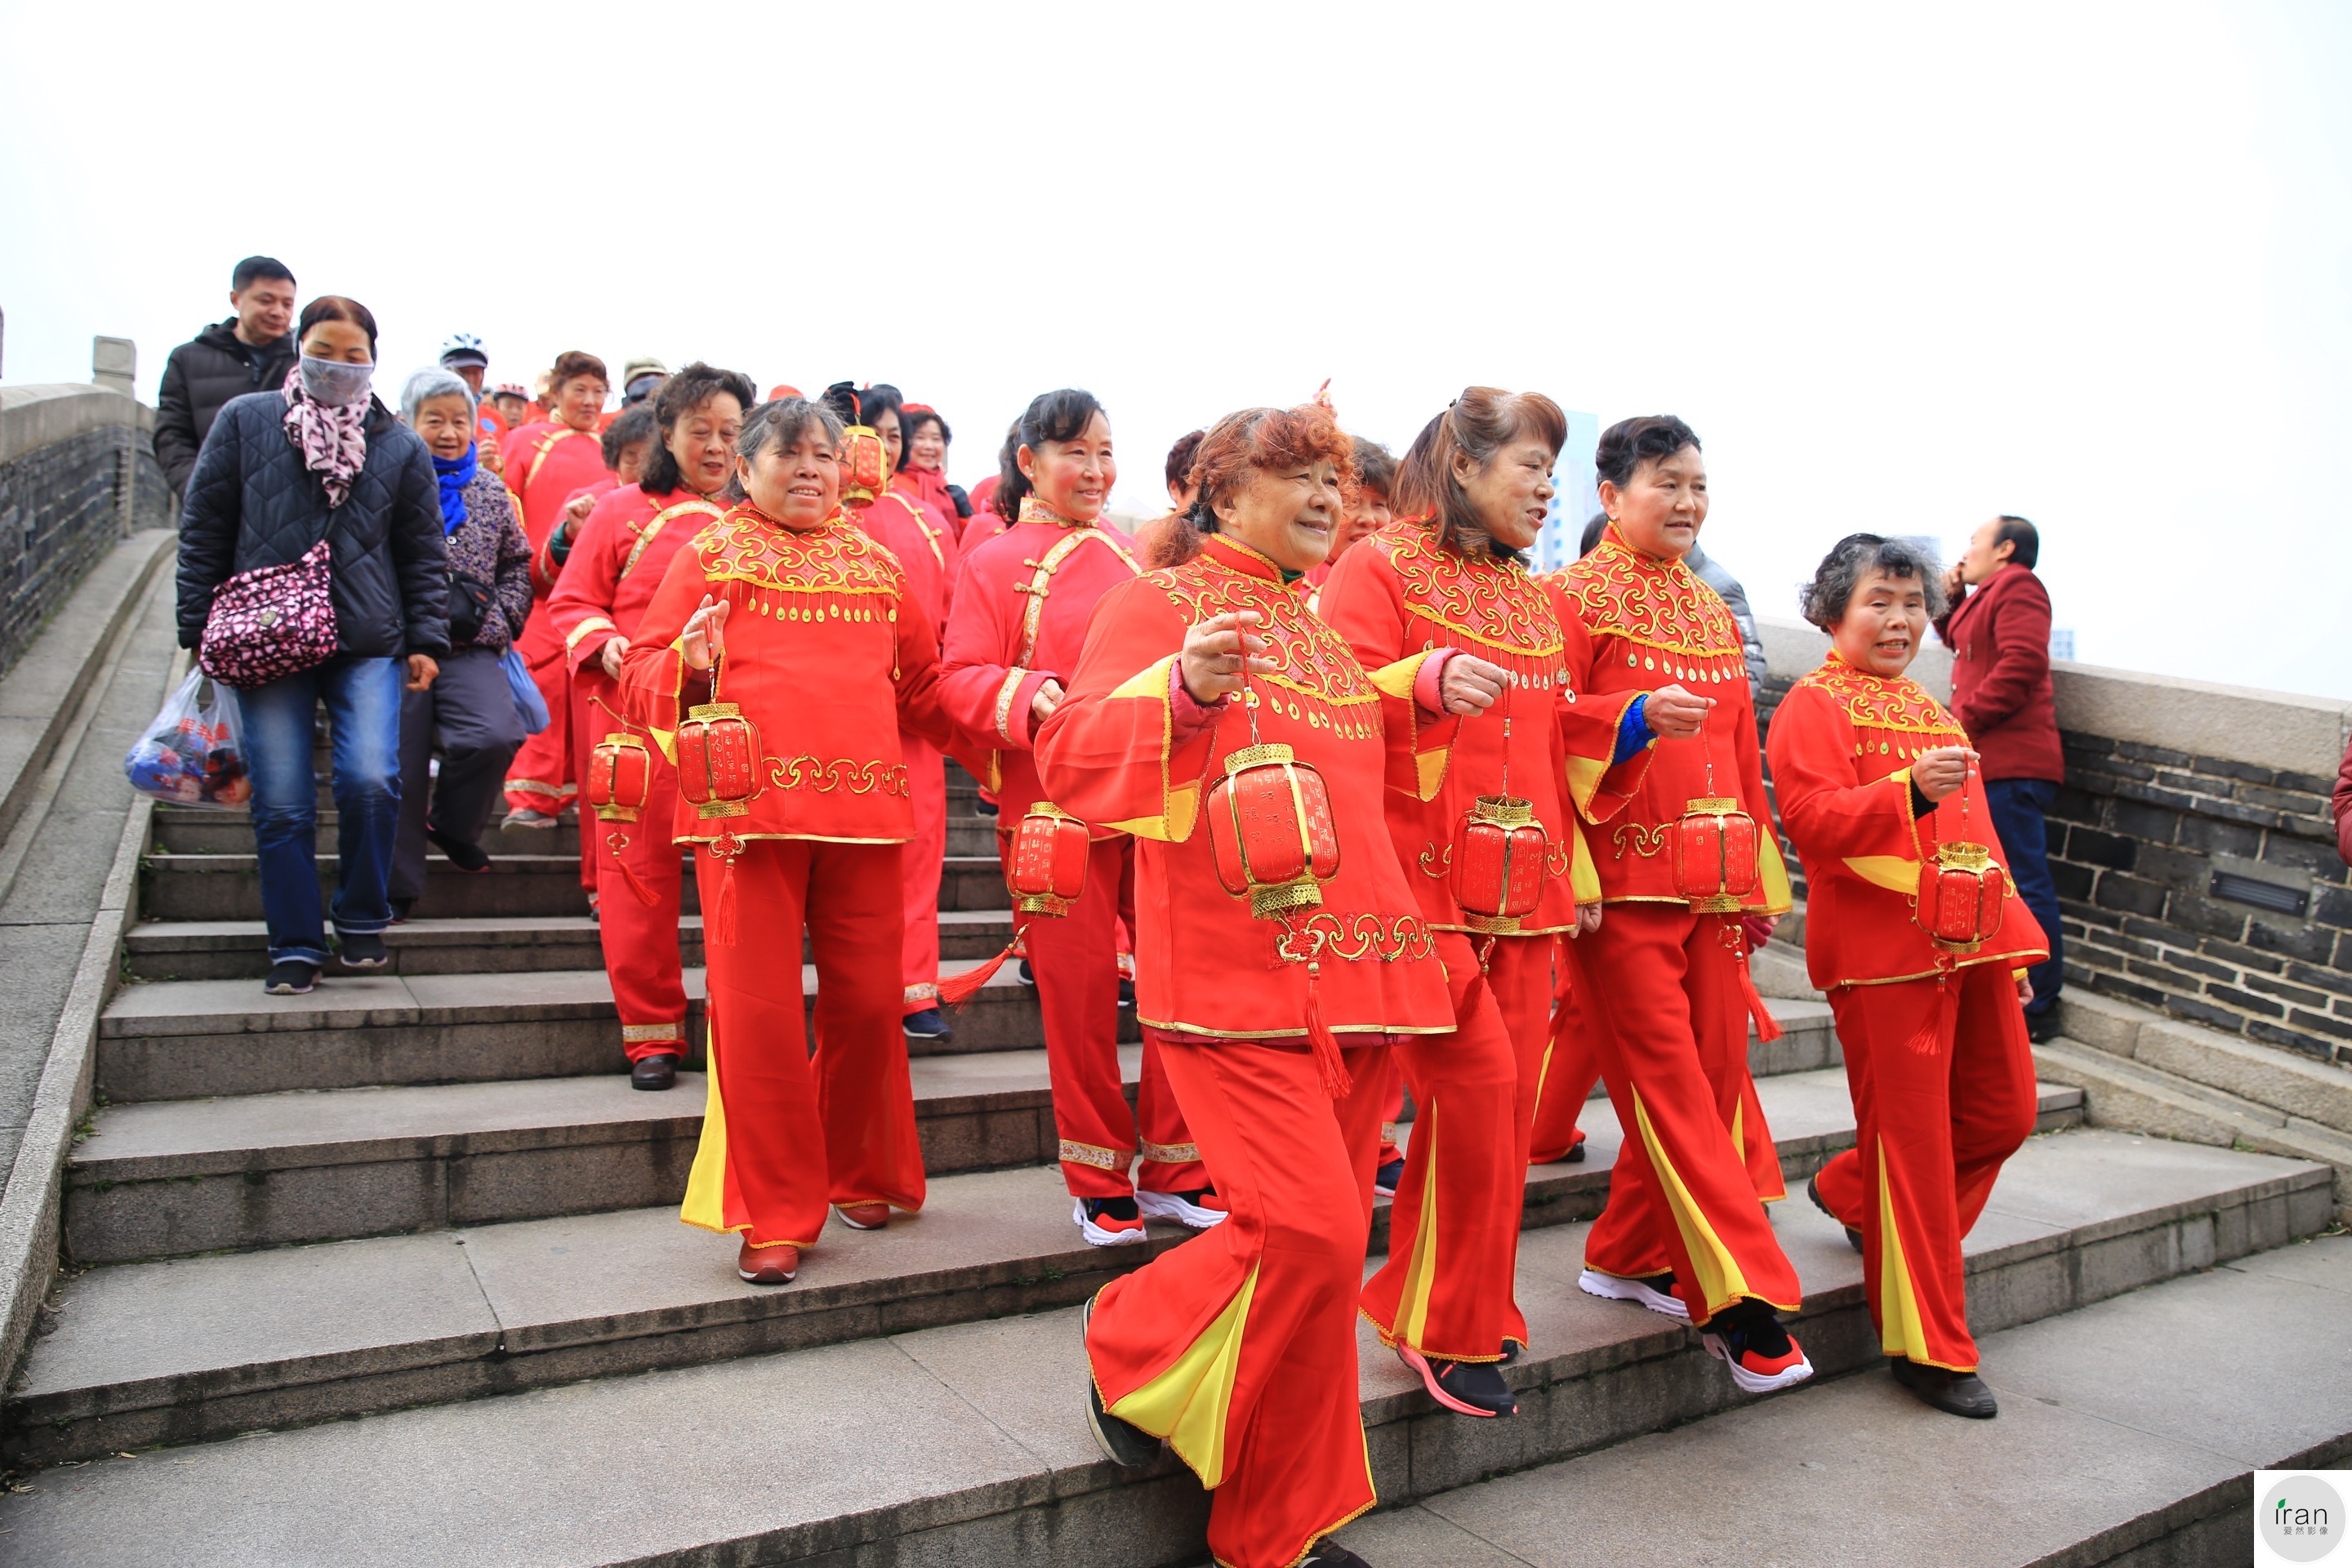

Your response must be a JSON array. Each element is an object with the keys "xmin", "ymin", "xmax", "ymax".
[{"xmin": 1533, "ymin": 408, "xmax": 1601, "ymax": 572}]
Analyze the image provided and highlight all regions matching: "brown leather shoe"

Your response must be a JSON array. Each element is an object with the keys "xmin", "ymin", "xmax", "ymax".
[
  {"xmin": 737, "ymin": 1241, "xmax": 799, "ymax": 1284},
  {"xmin": 835, "ymin": 1202, "xmax": 891, "ymax": 1231}
]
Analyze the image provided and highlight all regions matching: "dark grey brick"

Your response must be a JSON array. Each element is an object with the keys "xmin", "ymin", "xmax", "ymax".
[
  {"xmin": 2283, "ymin": 961, "xmax": 2352, "ymax": 998},
  {"xmin": 2287, "ymin": 1007, "xmax": 2352, "ymax": 1040},
  {"xmin": 2049, "ymin": 786, "xmax": 2104, "ymax": 826},
  {"xmin": 2051, "ymin": 860, "xmax": 2095, "ymax": 901},
  {"xmin": 2261, "ymin": 835, "xmax": 2350, "ymax": 884},
  {"xmin": 2165, "ymin": 995, "xmax": 2249, "ymax": 1031},
  {"xmin": 2093, "ymin": 873, "xmax": 2167, "ymax": 918},
  {"xmin": 2085, "ymin": 972, "xmax": 2168, "ymax": 1011},
  {"xmin": 2167, "ymin": 951, "xmax": 2241, "ymax": 984},
  {"xmin": 2056, "ymin": 731, "xmax": 2114, "ymax": 756},
  {"xmin": 2277, "ymin": 769, "xmax": 2336, "ymax": 796},
  {"xmin": 2191, "ymin": 757, "xmax": 2277, "ymax": 786},
  {"xmin": 2206, "ymin": 984, "xmax": 2285, "ymax": 1018},
  {"xmin": 2118, "ymin": 915, "xmax": 2177, "ymax": 946},
  {"xmin": 2199, "ymin": 938, "xmax": 2286, "ymax": 976},
  {"xmin": 2124, "ymin": 957, "xmax": 2211, "ymax": 995},
  {"xmin": 2117, "ymin": 741, "xmax": 2194, "ymax": 768},
  {"xmin": 2089, "ymin": 757, "xmax": 2158, "ymax": 784},
  {"xmin": 2316, "ymin": 884, "xmax": 2352, "ymax": 931},
  {"xmin": 2062, "ymin": 827, "xmax": 2137, "ymax": 870},
  {"xmin": 2205, "ymin": 799, "xmax": 2293, "ymax": 832},
  {"xmin": 2136, "ymin": 842, "xmax": 2212, "ymax": 891},
  {"xmin": 0, "ymin": 424, "xmax": 164, "ymax": 677},
  {"xmin": 2247, "ymin": 1019, "xmax": 2339, "ymax": 1060},
  {"xmin": 2244, "ymin": 919, "xmax": 2340, "ymax": 964},
  {"xmin": 2065, "ymin": 898, "xmax": 2122, "ymax": 931},
  {"xmin": 2176, "ymin": 815, "xmax": 2265, "ymax": 858},
  {"xmin": 2244, "ymin": 973, "xmax": 2329, "ymax": 1009},
  {"xmin": 2239, "ymin": 784, "xmax": 2329, "ymax": 817},
  {"xmin": 2109, "ymin": 800, "xmax": 2184, "ymax": 844},
  {"xmin": 2169, "ymin": 891, "xmax": 2252, "ymax": 942}
]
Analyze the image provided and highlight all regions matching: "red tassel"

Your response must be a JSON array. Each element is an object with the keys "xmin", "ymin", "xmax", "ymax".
[
  {"xmin": 937, "ymin": 932, "xmax": 1026, "ymax": 1009},
  {"xmin": 1303, "ymin": 960, "xmax": 1353, "ymax": 1100},
  {"xmin": 1905, "ymin": 973, "xmax": 1960, "ymax": 1056},
  {"xmin": 1736, "ymin": 948, "xmax": 1784, "ymax": 1043},
  {"xmin": 710, "ymin": 854, "xmax": 739, "ymax": 947},
  {"xmin": 607, "ymin": 828, "xmax": 659, "ymax": 907}
]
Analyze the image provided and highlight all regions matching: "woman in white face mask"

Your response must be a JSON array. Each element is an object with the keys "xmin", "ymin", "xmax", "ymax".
[{"xmin": 175, "ymin": 295, "xmax": 454, "ymax": 996}]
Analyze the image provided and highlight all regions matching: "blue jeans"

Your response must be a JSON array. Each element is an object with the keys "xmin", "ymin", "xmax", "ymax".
[
  {"xmin": 1985, "ymin": 777, "xmax": 2064, "ymax": 1015},
  {"xmin": 239, "ymin": 656, "xmax": 404, "ymax": 965}
]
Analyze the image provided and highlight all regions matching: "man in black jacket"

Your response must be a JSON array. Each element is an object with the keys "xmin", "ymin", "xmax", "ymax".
[{"xmin": 154, "ymin": 256, "xmax": 298, "ymax": 495}]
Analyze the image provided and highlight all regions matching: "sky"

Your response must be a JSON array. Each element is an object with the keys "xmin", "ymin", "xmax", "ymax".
[{"xmin": 3, "ymin": 1, "xmax": 2346, "ymax": 699}]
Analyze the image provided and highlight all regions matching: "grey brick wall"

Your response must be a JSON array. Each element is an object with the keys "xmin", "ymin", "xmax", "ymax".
[
  {"xmin": 0, "ymin": 425, "xmax": 172, "ymax": 678},
  {"xmin": 1756, "ymin": 671, "xmax": 2352, "ymax": 1071}
]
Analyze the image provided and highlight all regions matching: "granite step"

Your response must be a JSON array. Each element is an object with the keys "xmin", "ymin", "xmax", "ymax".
[
  {"xmin": 2, "ymin": 1131, "xmax": 2321, "ymax": 1556},
  {"xmin": 65, "ymin": 1043, "xmax": 1160, "ymax": 1265},
  {"xmin": 138, "ymin": 851, "xmax": 1013, "ymax": 920},
  {"xmin": 95, "ymin": 955, "xmax": 1140, "ymax": 1102},
  {"xmin": 1335, "ymin": 1231, "xmax": 2352, "ymax": 1568},
  {"xmin": 22, "ymin": 1071, "xmax": 2088, "ymax": 1456},
  {"xmin": 149, "ymin": 808, "xmax": 999, "ymax": 862},
  {"xmin": 120, "ymin": 906, "xmax": 1020, "ymax": 981}
]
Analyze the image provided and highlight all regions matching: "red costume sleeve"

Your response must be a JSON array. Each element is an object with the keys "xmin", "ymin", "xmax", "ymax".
[
  {"xmin": 545, "ymin": 500, "xmax": 628, "ymax": 673},
  {"xmin": 890, "ymin": 591, "xmax": 953, "ymax": 752},
  {"xmin": 1552, "ymin": 606, "xmax": 1655, "ymax": 823},
  {"xmin": 1034, "ymin": 581, "xmax": 1218, "ymax": 840},
  {"xmin": 613, "ymin": 541, "xmax": 707, "ymax": 757},
  {"xmin": 1955, "ymin": 572, "xmax": 2052, "ymax": 737},
  {"xmin": 938, "ymin": 550, "xmax": 1056, "ymax": 754},
  {"xmin": 1766, "ymin": 682, "xmax": 1927, "ymax": 896}
]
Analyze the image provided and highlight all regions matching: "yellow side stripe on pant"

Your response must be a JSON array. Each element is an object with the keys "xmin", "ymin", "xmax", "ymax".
[
  {"xmin": 1628, "ymin": 1088, "xmax": 1752, "ymax": 1316},
  {"xmin": 1110, "ymin": 1263, "xmax": 1261, "ymax": 1490},
  {"xmin": 1874, "ymin": 1137, "xmax": 1932, "ymax": 1362},
  {"xmin": 679, "ymin": 1013, "xmax": 735, "ymax": 1236},
  {"xmin": 1395, "ymin": 1102, "xmax": 1443, "ymax": 1350}
]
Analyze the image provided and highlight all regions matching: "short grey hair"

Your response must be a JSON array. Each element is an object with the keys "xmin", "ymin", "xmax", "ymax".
[
  {"xmin": 1801, "ymin": 532, "xmax": 1948, "ymax": 630},
  {"xmin": 723, "ymin": 396, "xmax": 847, "ymax": 502},
  {"xmin": 400, "ymin": 366, "xmax": 475, "ymax": 425}
]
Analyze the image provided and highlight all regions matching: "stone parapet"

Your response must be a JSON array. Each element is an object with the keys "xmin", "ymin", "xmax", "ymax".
[
  {"xmin": 0, "ymin": 384, "xmax": 171, "ymax": 681},
  {"xmin": 1757, "ymin": 614, "xmax": 2352, "ymax": 1070}
]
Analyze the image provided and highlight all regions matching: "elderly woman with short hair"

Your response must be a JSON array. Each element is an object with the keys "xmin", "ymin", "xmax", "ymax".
[{"xmin": 389, "ymin": 368, "xmax": 533, "ymax": 917}]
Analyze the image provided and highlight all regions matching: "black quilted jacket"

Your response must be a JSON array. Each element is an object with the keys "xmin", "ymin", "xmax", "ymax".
[
  {"xmin": 153, "ymin": 321, "xmax": 296, "ymax": 494},
  {"xmin": 175, "ymin": 392, "xmax": 451, "ymax": 660}
]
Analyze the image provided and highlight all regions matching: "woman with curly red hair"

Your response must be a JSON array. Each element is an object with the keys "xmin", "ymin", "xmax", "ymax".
[{"xmin": 1038, "ymin": 403, "xmax": 1508, "ymax": 1568}]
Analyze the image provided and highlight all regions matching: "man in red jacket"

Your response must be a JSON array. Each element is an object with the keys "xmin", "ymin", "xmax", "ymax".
[{"xmin": 1939, "ymin": 514, "xmax": 2065, "ymax": 1040}]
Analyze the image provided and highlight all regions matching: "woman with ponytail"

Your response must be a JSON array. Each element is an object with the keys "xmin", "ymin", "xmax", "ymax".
[
  {"xmin": 546, "ymin": 362, "xmax": 753, "ymax": 1090},
  {"xmin": 1036, "ymin": 403, "xmax": 1506, "ymax": 1568},
  {"xmin": 935, "ymin": 390, "xmax": 1208, "ymax": 1246},
  {"xmin": 616, "ymin": 396, "xmax": 951, "ymax": 1285},
  {"xmin": 1316, "ymin": 386, "xmax": 1635, "ymax": 1409}
]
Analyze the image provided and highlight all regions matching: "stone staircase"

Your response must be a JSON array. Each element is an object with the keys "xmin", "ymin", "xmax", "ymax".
[{"xmin": 0, "ymin": 772, "xmax": 2340, "ymax": 1566}]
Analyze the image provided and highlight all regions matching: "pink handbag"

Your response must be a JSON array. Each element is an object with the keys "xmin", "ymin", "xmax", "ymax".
[{"xmin": 198, "ymin": 538, "xmax": 339, "ymax": 688}]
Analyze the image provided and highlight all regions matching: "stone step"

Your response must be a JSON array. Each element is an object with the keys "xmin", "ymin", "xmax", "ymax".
[
  {"xmin": 1335, "ymin": 1229, "xmax": 2352, "ymax": 1567},
  {"xmin": 2034, "ymin": 1035, "xmax": 2352, "ymax": 1218},
  {"xmin": 152, "ymin": 806, "xmax": 585, "ymax": 857},
  {"xmin": 66, "ymin": 1041, "xmax": 1160, "ymax": 1266},
  {"xmin": 96, "ymin": 954, "xmax": 1138, "ymax": 1102},
  {"xmin": 2059, "ymin": 987, "xmax": 2352, "ymax": 1138},
  {"xmin": 2, "ymin": 1129, "xmax": 2318, "ymax": 1558},
  {"xmin": 120, "ymin": 906, "xmax": 1022, "ymax": 981},
  {"xmin": 137, "ymin": 851, "xmax": 1013, "ymax": 921},
  {"xmin": 14, "ymin": 1069, "xmax": 2086, "ymax": 1466}
]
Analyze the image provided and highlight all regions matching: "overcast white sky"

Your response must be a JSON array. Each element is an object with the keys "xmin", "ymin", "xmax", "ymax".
[{"xmin": 4, "ymin": 2, "xmax": 2346, "ymax": 697}]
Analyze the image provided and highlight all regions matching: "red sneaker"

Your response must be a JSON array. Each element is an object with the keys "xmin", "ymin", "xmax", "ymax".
[
  {"xmin": 737, "ymin": 1241, "xmax": 799, "ymax": 1285},
  {"xmin": 1074, "ymin": 1196, "xmax": 1148, "ymax": 1246},
  {"xmin": 834, "ymin": 1202, "xmax": 890, "ymax": 1232},
  {"xmin": 1700, "ymin": 1307, "xmax": 1813, "ymax": 1394}
]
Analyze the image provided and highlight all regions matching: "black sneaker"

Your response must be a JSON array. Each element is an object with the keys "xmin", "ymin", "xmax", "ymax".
[
  {"xmin": 1396, "ymin": 1344, "xmax": 1517, "ymax": 1417},
  {"xmin": 263, "ymin": 960, "xmax": 319, "ymax": 996},
  {"xmin": 1700, "ymin": 1302, "xmax": 1814, "ymax": 1394},
  {"xmin": 1499, "ymin": 1339, "xmax": 1521, "ymax": 1366},
  {"xmin": 631, "ymin": 1053, "xmax": 680, "ymax": 1091},
  {"xmin": 426, "ymin": 826, "xmax": 491, "ymax": 872},
  {"xmin": 1374, "ymin": 1156, "xmax": 1405, "ymax": 1197},
  {"xmin": 1299, "ymin": 1546, "xmax": 1373, "ymax": 1568},
  {"xmin": 388, "ymin": 898, "xmax": 413, "ymax": 925},
  {"xmin": 338, "ymin": 933, "xmax": 390, "ymax": 969},
  {"xmin": 1806, "ymin": 1174, "xmax": 1864, "ymax": 1254},
  {"xmin": 1891, "ymin": 1356, "xmax": 1998, "ymax": 1418},
  {"xmin": 1083, "ymin": 1294, "xmax": 1160, "ymax": 1466},
  {"xmin": 1561, "ymin": 1135, "xmax": 1587, "ymax": 1164},
  {"xmin": 1018, "ymin": 958, "xmax": 1036, "ymax": 987},
  {"xmin": 2025, "ymin": 1008, "xmax": 2061, "ymax": 1044},
  {"xmin": 902, "ymin": 1008, "xmax": 954, "ymax": 1042},
  {"xmin": 974, "ymin": 797, "xmax": 1000, "ymax": 818},
  {"xmin": 1117, "ymin": 977, "xmax": 1135, "ymax": 1010}
]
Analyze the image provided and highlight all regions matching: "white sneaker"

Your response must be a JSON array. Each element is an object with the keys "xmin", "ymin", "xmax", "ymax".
[
  {"xmin": 1577, "ymin": 1267, "xmax": 1690, "ymax": 1321},
  {"xmin": 1135, "ymin": 1189, "xmax": 1229, "ymax": 1230},
  {"xmin": 1073, "ymin": 1197, "xmax": 1149, "ymax": 1246}
]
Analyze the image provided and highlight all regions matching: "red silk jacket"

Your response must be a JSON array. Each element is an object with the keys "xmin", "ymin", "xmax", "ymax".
[
  {"xmin": 1035, "ymin": 534, "xmax": 1457, "ymax": 1040},
  {"xmin": 1766, "ymin": 654, "xmax": 2049, "ymax": 988}
]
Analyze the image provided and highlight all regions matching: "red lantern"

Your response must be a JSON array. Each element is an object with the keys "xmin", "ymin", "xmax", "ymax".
[
  {"xmin": 586, "ymin": 733, "xmax": 653, "ymax": 823},
  {"xmin": 1451, "ymin": 793, "xmax": 1549, "ymax": 934},
  {"xmin": 1208, "ymin": 742, "xmax": 1341, "ymax": 919},
  {"xmin": 840, "ymin": 424, "xmax": 889, "ymax": 505},
  {"xmin": 1009, "ymin": 801, "xmax": 1090, "ymax": 917},
  {"xmin": 1672, "ymin": 795, "xmax": 1762, "ymax": 914},
  {"xmin": 676, "ymin": 702, "xmax": 762, "ymax": 820},
  {"xmin": 1920, "ymin": 840, "xmax": 2010, "ymax": 954}
]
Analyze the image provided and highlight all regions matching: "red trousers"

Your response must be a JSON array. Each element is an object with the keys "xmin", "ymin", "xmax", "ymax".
[
  {"xmin": 679, "ymin": 839, "xmax": 925, "ymax": 1250},
  {"xmin": 591, "ymin": 757, "xmax": 688, "ymax": 1066},
  {"xmin": 571, "ymin": 671, "xmax": 611, "ymax": 897},
  {"xmin": 1089, "ymin": 1039, "xmax": 1386, "ymax": 1568},
  {"xmin": 901, "ymin": 734, "xmax": 944, "ymax": 1016},
  {"xmin": 1811, "ymin": 963, "xmax": 2038, "ymax": 1370},
  {"xmin": 1574, "ymin": 905, "xmax": 1802, "ymax": 1323},
  {"xmin": 504, "ymin": 601, "xmax": 574, "ymax": 817},
  {"xmin": 1002, "ymin": 833, "xmax": 1203, "ymax": 1197},
  {"xmin": 1530, "ymin": 936, "xmax": 1786, "ymax": 1200},
  {"xmin": 1362, "ymin": 932, "xmax": 1543, "ymax": 1361}
]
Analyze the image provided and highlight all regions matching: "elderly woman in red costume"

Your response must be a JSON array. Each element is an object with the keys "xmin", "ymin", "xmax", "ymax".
[
  {"xmin": 1770, "ymin": 533, "xmax": 2045, "ymax": 1419},
  {"xmin": 1042, "ymin": 403, "xmax": 1508, "ymax": 1568},
  {"xmin": 545, "ymin": 363, "xmax": 751, "ymax": 1090},
  {"xmin": 500, "ymin": 350, "xmax": 612, "ymax": 827},
  {"xmin": 617, "ymin": 395, "xmax": 946, "ymax": 1285},
  {"xmin": 893, "ymin": 401, "xmax": 973, "ymax": 541},
  {"xmin": 1542, "ymin": 414, "xmax": 1814, "ymax": 1394},
  {"xmin": 822, "ymin": 382, "xmax": 964, "ymax": 1040},
  {"xmin": 1321, "ymin": 388, "xmax": 1635, "ymax": 1403},
  {"xmin": 938, "ymin": 390, "xmax": 1211, "ymax": 1245}
]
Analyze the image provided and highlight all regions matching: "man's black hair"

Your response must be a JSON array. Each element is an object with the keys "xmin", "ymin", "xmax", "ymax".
[
  {"xmin": 231, "ymin": 256, "xmax": 295, "ymax": 292},
  {"xmin": 1993, "ymin": 514, "xmax": 2039, "ymax": 571}
]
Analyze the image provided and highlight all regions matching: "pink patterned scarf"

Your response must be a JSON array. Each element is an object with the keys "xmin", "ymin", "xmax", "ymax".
[{"xmin": 281, "ymin": 370, "xmax": 369, "ymax": 508}]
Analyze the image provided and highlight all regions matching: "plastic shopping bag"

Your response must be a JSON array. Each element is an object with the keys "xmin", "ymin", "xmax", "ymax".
[
  {"xmin": 125, "ymin": 669, "xmax": 251, "ymax": 808},
  {"xmin": 502, "ymin": 645, "xmax": 550, "ymax": 735}
]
